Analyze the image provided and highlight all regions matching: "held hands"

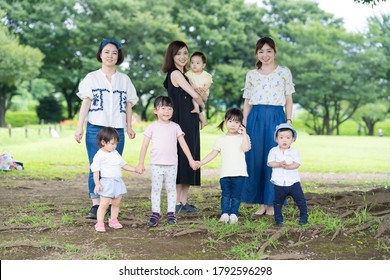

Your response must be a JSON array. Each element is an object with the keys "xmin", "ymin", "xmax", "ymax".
[
  {"xmin": 135, "ymin": 164, "xmax": 145, "ymax": 174},
  {"xmin": 190, "ymin": 160, "xmax": 202, "ymax": 170}
]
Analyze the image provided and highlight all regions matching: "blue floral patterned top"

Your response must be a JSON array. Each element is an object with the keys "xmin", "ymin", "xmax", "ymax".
[{"xmin": 243, "ymin": 66, "xmax": 295, "ymax": 106}]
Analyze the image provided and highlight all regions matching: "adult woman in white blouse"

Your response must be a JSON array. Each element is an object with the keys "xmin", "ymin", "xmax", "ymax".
[
  {"xmin": 74, "ymin": 38, "xmax": 139, "ymax": 219},
  {"xmin": 241, "ymin": 37, "xmax": 295, "ymax": 217}
]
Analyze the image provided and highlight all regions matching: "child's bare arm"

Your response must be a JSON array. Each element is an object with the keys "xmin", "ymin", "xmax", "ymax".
[
  {"xmin": 177, "ymin": 135, "xmax": 197, "ymax": 169},
  {"xmin": 268, "ymin": 161, "xmax": 285, "ymax": 168},
  {"xmin": 122, "ymin": 164, "xmax": 137, "ymax": 173},
  {"xmin": 200, "ymin": 150, "xmax": 219, "ymax": 166},
  {"xmin": 240, "ymin": 125, "xmax": 251, "ymax": 152},
  {"xmin": 93, "ymin": 171, "xmax": 101, "ymax": 194},
  {"xmin": 136, "ymin": 136, "xmax": 151, "ymax": 174}
]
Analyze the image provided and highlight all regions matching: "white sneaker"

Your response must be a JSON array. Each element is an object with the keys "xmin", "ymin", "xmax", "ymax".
[
  {"xmin": 229, "ymin": 214, "xmax": 238, "ymax": 224},
  {"xmin": 219, "ymin": 213, "xmax": 229, "ymax": 223}
]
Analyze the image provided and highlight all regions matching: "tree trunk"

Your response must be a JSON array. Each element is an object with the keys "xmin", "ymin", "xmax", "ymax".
[
  {"xmin": 363, "ymin": 117, "xmax": 379, "ymax": 136},
  {"xmin": 0, "ymin": 84, "xmax": 16, "ymax": 127},
  {"xmin": 65, "ymin": 95, "xmax": 73, "ymax": 120},
  {"xmin": 140, "ymin": 95, "xmax": 154, "ymax": 121},
  {"xmin": 0, "ymin": 93, "xmax": 6, "ymax": 127}
]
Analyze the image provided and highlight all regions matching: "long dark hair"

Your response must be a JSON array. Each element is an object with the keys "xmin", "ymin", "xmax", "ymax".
[
  {"xmin": 255, "ymin": 37, "xmax": 276, "ymax": 69},
  {"xmin": 217, "ymin": 108, "xmax": 244, "ymax": 131},
  {"xmin": 161, "ymin": 40, "xmax": 189, "ymax": 73}
]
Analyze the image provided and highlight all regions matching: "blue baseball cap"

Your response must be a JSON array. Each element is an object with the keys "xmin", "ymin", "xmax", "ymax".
[{"xmin": 274, "ymin": 123, "xmax": 297, "ymax": 142}]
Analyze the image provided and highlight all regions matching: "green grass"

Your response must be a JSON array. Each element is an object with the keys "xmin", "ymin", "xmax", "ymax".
[
  {"xmin": 293, "ymin": 134, "xmax": 390, "ymax": 173},
  {"xmin": 1, "ymin": 122, "xmax": 389, "ymax": 180}
]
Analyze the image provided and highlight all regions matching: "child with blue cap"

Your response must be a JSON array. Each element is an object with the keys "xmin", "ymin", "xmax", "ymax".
[{"xmin": 267, "ymin": 123, "xmax": 308, "ymax": 226}]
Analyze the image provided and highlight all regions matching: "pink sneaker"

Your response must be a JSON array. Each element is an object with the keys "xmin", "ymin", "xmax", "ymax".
[
  {"xmin": 109, "ymin": 218, "xmax": 123, "ymax": 229},
  {"xmin": 95, "ymin": 222, "xmax": 106, "ymax": 232}
]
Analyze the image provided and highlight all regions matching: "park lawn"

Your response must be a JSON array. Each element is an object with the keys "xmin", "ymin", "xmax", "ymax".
[{"xmin": 0, "ymin": 125, "xmax": 389, "ymax": 179}]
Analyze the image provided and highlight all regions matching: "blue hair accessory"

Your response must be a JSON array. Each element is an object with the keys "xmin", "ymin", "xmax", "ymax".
[{"xmin": 100, "ymin": 38, "xmax": 122, "ymax": 50}]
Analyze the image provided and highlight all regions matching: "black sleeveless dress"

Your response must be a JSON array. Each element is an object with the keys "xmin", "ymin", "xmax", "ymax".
[{"xmin": 163, "ymin": 69, "xmax": 201, "ymax": 186}]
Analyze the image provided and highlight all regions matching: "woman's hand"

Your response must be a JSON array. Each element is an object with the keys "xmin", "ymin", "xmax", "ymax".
[
  {"xmin": 127, "ymin": 128, "xmax": 136, "ymax": 139},
  {"xmin": 74, "ymin": 127, "xmax": 83, "ymax": 143}
]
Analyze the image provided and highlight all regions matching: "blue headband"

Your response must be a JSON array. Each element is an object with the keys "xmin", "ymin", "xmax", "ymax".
[{"xmin": 100, "ymin": 38, "xmax": 122, "ymax": 50}]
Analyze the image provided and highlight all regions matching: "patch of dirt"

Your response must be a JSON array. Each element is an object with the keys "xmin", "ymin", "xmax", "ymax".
[{"xmin": 0, "ymin": 170, "xmax": 389, "ymax": 260}]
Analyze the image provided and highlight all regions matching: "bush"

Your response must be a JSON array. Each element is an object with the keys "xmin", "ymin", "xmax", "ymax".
[
  {"xmin": 36, "ymin": 96, "xmax": 63, "ymax": 123},
  {"xmin": 5, "ymin": 111, "xmax": 39, "ymax": 127}
]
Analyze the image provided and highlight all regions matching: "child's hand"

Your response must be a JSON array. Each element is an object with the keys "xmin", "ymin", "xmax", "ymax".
[
  {"xmin": 239, "ymin": 124, "xmax": 247, "ymax": 134},
  {"xmin": 94, "ymin": 184, "xmax": 101, "ymax": 195},
  {"xmin": 194, "ymin": 161, "xmax": 202, "ymax": 170},
  {"xmin": 136, "ymin": 165, "xmax": 145, "ymax": 174},
  {"xmin": 190, "ymin": 160, "xmax": 200, "ymax": 170},
  {"xmin": 280, "ymin": 161, "xmax": 287, "ymax": 168}
]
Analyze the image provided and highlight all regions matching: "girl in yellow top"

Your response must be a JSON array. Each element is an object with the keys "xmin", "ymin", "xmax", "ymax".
[{"xmin": 197, "ymin": 108, "xmax": 251, "ymax": 224}]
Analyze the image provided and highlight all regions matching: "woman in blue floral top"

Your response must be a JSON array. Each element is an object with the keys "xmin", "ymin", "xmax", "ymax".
[{"xmin": 241, "ymin": 37, "xmax": 295, "ymax": 217}]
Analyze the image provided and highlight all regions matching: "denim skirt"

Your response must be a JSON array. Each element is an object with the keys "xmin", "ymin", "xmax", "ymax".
[{"xmin": 241, "ymin": 105, "xmax": 285, "ymax": 205}]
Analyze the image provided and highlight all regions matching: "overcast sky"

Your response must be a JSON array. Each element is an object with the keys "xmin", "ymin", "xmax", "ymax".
[
  {"xmin": 316, "ymin": 0, "xmax": 390, "ymax": 32},
  {"xmin": 246, "ymin": 0, "xmax": 390, "ymax": 32}
]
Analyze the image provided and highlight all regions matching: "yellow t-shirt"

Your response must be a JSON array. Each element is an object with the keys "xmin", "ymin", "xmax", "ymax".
[
  {"xmin": 185, "ymin": 70, "xmax": 213, "ymax": 96},
  {"xmin": 212, "ymin": 134, "xmax": 250, "ymax": 178}
]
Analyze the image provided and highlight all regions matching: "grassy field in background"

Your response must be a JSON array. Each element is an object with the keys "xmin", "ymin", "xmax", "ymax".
[{"xmin": 1, "ymin": 123, "xmax": 389, "ymax": 180}]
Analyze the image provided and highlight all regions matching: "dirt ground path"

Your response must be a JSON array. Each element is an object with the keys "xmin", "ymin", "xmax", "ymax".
[{"xmin": 0, "ymin": 171, "xmax": 389, "ymax": 260}]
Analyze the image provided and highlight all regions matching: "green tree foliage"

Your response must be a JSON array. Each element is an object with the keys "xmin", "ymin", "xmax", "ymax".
[
  {"xmin": 1, "ymin": 0, "xmax": 95, "ymax": 120},
  {"xmin": 264, "ymin": 0, "xmax": 386, "ymax": 135},
  {"xmin": 354, "ymin": 0, "xmax": 386, "ymax": 5},
  {"xmin": 10, "ymin": 79, "xmax": 56, "ymax": 112},
  {"xmin": 366, "ymin": 14, "xmax": 390, "ymax": 100},
  {"xmin": 1, "ymin": 0, "xmax": 389, "ymax": 132},
  {"xmin": 1, "ymin": 0, "xmax": 184, "ymax": 120},
  {"xmin": 357, "ymin": 13, "xmax": 390, "ymax": 135},
  {"xmin": 353, "ymin": 103, "xmax": 388, "ymax": 135},
  {"xmin": 0, "ymin": 14, "xmax": 44, "ymax": 127},
  {"xmin": 170, "ymin": 0, "xmax": 267, "ymax": 117},
  {"xmin": 36, "ymin": 95, "xmax": 63, "ymax": 123}
]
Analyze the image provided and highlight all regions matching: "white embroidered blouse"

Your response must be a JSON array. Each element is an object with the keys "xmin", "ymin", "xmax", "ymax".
[{"xmin": 77, "ymin": 69, "xmax": 139, "ymax": 129}]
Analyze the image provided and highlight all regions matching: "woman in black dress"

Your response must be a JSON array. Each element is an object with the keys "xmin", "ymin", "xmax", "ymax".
[{"xmin": 161, "ymin": 40, "xmax": 205, "ymax": 213}]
